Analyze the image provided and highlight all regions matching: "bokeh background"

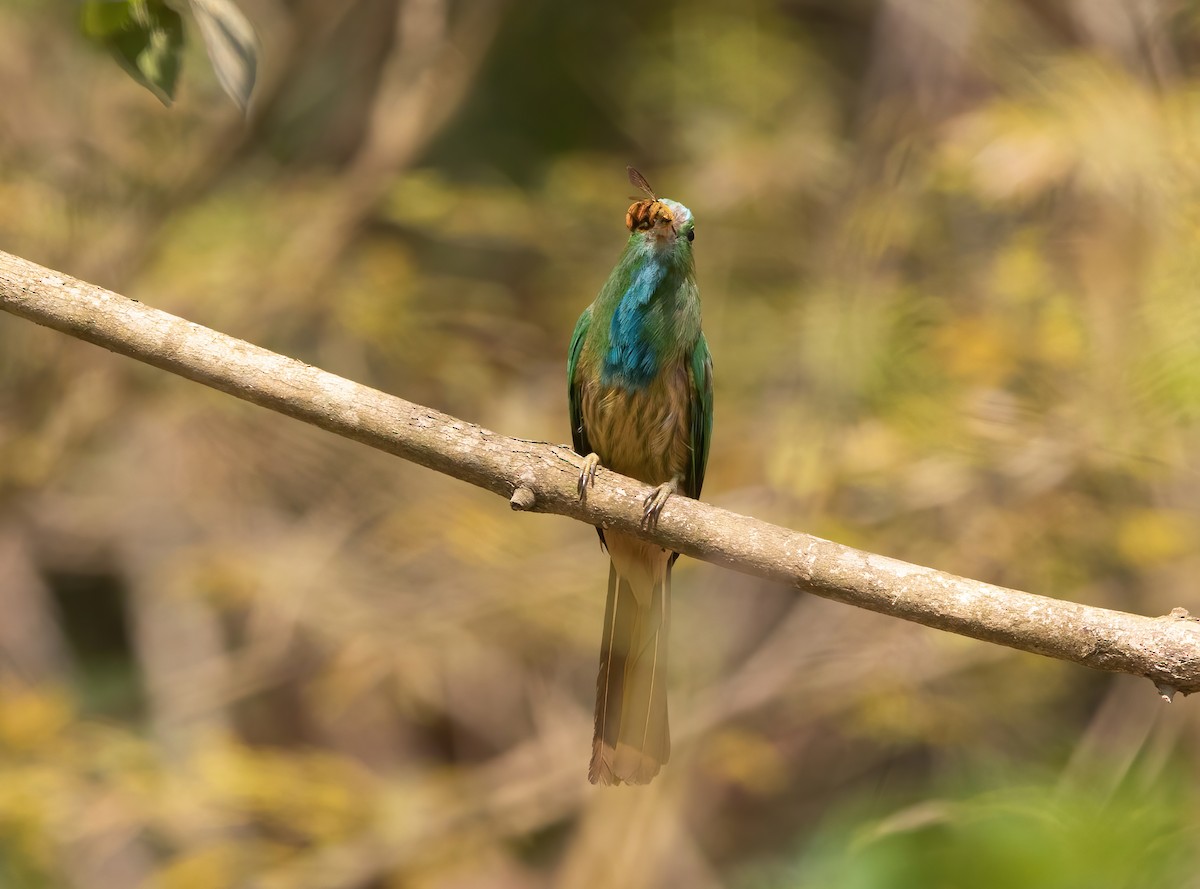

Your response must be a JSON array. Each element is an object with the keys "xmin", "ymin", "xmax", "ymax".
[{"xmin": 2, "ymin": 0, "xmax": 1200, "ymax": 886}]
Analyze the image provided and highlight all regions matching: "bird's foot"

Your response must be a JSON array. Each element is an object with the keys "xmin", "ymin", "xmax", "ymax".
[
  {"xmin": 578, "ymin": 453, "xmax": 601, "ymax": 498},
  {"xmin": 642, "ymin": 479, "xmax": 679, "ymax": 529}
]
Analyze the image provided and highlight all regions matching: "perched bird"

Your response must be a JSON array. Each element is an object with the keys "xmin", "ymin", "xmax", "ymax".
[{"xmin": 568, "ymin": 167, "xmax": 713, "ymax": 785}]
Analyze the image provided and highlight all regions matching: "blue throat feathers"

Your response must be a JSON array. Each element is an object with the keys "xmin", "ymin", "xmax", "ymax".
[{"xmin": 603, "ymin": 258, "xmax": 667, "ymax": 390}]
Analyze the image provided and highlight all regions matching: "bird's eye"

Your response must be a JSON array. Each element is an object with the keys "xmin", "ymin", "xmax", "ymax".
[{"xmin": 686, "ymin": 228, "xmax": 695, "ymax": 242}]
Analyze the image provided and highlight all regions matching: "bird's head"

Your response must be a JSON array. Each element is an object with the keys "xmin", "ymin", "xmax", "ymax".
[{"xmin": 624, "ymin": 167, "xmax": 695, "ymax": 250}]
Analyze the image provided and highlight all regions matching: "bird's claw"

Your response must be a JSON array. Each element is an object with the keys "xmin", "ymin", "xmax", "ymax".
[
  {"xmin": 641, "ymin": 480, "xmax": 677, "ymax": 529},
  {"xmin": 578, "ymin": 453, "xmax": 601, "ymax": 499}
]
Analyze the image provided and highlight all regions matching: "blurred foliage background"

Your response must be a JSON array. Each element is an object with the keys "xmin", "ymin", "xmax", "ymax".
[{"xmin": 1, "ymin": 0, "xmax": 1200, "ymax": 886}]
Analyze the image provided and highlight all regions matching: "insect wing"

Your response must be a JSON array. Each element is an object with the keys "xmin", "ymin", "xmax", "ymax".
[{"xmin": 626, "ymin": 166, "xmax": 656, "ymax": 199}]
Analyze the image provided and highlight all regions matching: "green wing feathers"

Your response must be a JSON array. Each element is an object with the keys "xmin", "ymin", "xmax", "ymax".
[
  {"xmin": 686, "ymin": 332, "xmax": 714, "ymax": 501},
  {"xmin": 567, "ymin": 307, "xmax": 592, "ymax": 459}
]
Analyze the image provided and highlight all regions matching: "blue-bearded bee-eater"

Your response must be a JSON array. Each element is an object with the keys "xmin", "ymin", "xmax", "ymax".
[{"xmin": 568, "ymin": 167, "xmax": 713, "ymax": 785}]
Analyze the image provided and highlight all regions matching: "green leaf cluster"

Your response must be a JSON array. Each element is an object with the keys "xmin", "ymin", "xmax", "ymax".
[
  {"xmin": 80, "ymin": 0, "xmax": 256, "ymax": 109},
  {"xmin": 81, "ymin": 0, "xmax": 183, "ymax": 105}
]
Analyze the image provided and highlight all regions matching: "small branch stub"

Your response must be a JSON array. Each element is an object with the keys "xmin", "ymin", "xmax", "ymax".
[{"xmin": 510, "ymin": 485, "xmax": 536, "ymax": 511}]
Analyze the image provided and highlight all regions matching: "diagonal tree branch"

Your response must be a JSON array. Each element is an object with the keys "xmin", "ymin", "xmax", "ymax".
[{"xmin": 1, "ymin": 247, "xmax": 1198, "ymax": 696}]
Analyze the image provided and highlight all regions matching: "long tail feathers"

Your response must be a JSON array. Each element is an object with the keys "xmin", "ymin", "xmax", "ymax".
[{"xmin": 589, "ymin": 560, "xmax": 670, "ymax": 785}]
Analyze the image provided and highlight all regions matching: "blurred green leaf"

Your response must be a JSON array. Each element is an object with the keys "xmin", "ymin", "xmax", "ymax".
[
  {"xmin": 188, "ymin": 0, "xmax": 258, "ymax": 112},
  {"xmin": 80, "ymin": 0, "xmax": 184, "ymax": 106}
]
